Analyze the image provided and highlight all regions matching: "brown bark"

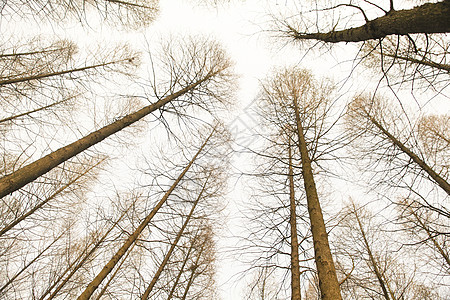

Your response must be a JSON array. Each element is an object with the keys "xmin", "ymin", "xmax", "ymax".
[
  {"xmin": 46, "ymin": 204, "xmax": 131, "ymax": 300},
  {"xmin": 94, "ymin": 242, "xmax": 138, "ymax": 300},
  {"xmin": 383, "ymin": 53, "xmax": 450, "ymax": 72},
  {"xmin": 0, "ymin": 76, "xmax": 211, "ymax": 199},
  {"xmin": 141, "ymin": 178, "xmax": 207, "ymax": 300},
  {"xmin": 291, "ymin": 1, "xmax": 450, "ymax": 43},
  {"xmin": 0, "ymin": 58, "xmax": 131, "ymax": 86},
  {"xmin": 293, "ymin": 97, "xmax": 342, "ymax": 300},
  {"xmin": 141, "ymin": 179, "xmax": 208, "ymax": 300},
  {"xmin": 0, "ymin": 97, "xmax": 74, "ymax": 124},
  {"xmin": 180, "ymin": 243, "xmax": 205, "ymax": 300},
  {"xmin": 368, "ymin": 115, "xmax": 450, "ymax": 195},
  {"xmin": 352, "ymin": 204, "xmax": 393, "ymax": 300},
  {"xmin": 0, "ymin": 229, "xmax": 67, "ymax": 294},
  {"xmin": 167, "ymin": 240, "xmax": 195, "ymax": 300},
  {"xmin": 288, "ymin": 144, "xmax": 302, "ymax": 300},
  {"xmin": 406, "ymin": 203, "xmax": 450, "ymax": 268},
  {"xmin": 77, "ymin": 129, "xmax": 214, "ymax": 300},
  {"xmin": 0, "ymin": 159, "xmax": 104, "ymax": 237}
]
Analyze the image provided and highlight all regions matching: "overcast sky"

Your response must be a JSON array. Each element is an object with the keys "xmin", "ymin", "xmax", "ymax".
[{"xmin": 3, "ymin": 0, "xmax": 448, "ymax": 298}]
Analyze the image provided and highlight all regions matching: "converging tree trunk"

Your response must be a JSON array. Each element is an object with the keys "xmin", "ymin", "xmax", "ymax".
[
  {"xmin": 43, "ymin": 203, "xmax": 133, "ymax": 300},
  {"xmin": 0, "ymin": 159, "xmax": 104, "ymax": 237},
  {"xmin": 288, "ymin": 1, "xmax": 450, "ymax": 43},
  {"xmin": 77, "ymin": 128, "xmax": 214, "ymax": 299},
  {"xmin": 347, "ymin": 96, "xmax": 450, "ymax": 196},
  {"xmin": 0, "ymin": 75, "xmax": 213, "ymax": 199},
  {"xmin": 140, "ymin": 177, "xmax": 207, "ymax": 299},
  {"xmin": 166, "ymin": 239, "xmax": 195, "ymax": 300},
  {"xmin": 293, "ymin": 96, "xmax": 342, "ymax": 300},
  {"xmin": 288, "ymin": 144, "xmax": 302, "ymax": 300},
  {"xmin": 352, "ymin": 204, "xmax": 395, "ymax": 300}
]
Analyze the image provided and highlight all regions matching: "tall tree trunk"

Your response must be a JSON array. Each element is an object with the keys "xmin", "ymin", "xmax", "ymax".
[
  {"xmin": 180, "ymin": 243, "xmax": 205, "ymax": 300},
  {"xmin": 288, "ymin": 144, "xmax": 302, "ymax": 300},
  {"xmin": 141, "ymin": 177, "xmax": 207, "ymax": 299},
  {"xmin": 290, "ymin": 1, "xmax": 450, "ymax": 43},
  {"xmin": 0, "ymin": 159, "xmax": 104, "ymax": 237},
  {"xmin": 46, "ymin": 204, "xmax": 132, "ymax": 299},
  {"xmin": 166, "ymin": 240, "xmax": 195, "ymax": 300},
  {"xmin": 383, "ymin": 53, "xmax": 450, "ymax": 72},
  {"xmin": 292, "ymin": 98, "xmax": 342, "ymax": 300},
  {"xmin": 0, "ymin": 96, "xmax": 74, "ymax": 124},
  {"xmin": 77, "ymin": 129, "xmax": 214, "ymax": 300},
  {"xmin": 352, "ymin": 204, "xmax": 394, "ymax": 300},
  {"xmin": 94, "ymin": 242, "xmax": 138, "ymax": 300},
  {"xmin": 368, "ymin": 115, "xmax": 450, "ymax": 195},
  {"xmin": 405, "ymin": 202, "xmax": 450, "ymax": 268},
  {"xmin": 0, "ymin": 75, "xmax": 212, "ymax": 199},
  {"xmin": 0, "ymin": 229, "xmax": 67, "ymax": 294},
  {"xmin": 0, "ymin": 58, "xmax": 132, "ymax": 86}
]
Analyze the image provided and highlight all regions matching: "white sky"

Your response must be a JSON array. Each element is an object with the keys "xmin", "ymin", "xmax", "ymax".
[{"xmin": 2, "ymin": 0, "xmax": 448, "ymax": 299}]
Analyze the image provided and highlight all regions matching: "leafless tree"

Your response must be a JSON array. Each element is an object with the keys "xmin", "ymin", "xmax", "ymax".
[
  {"xmin": 0, "ymin": 0, "xmax": 159, "ymax": 28},
  {"xmin": 0, "ymin": 38, "xmax": 234, "ymax": 199}
]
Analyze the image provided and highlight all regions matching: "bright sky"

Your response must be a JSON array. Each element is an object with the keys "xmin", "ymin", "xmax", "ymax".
[
  {"xmin": 150, "ymin": 1, "xmax": 353, "ymax": 298},
  {"xmin": 3, "ymin": 0, "xmax": 448, "ymax": 299}
]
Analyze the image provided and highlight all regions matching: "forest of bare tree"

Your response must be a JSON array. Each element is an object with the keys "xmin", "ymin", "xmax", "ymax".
[{"xmin": 0, "ymin": 0, "xmax": 448, "ymax": 299}]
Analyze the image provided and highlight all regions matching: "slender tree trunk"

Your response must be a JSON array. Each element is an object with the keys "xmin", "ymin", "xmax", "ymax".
[
  {"xmin": 39, "ymin": 246, "xmax": 90, "ymax": 300},
  {"xmin": 0, "ymin": 97, "xmax": 75, "ymax": 124},
  {"xmin": 407, "ymin": 204, "xmax": 450, "ymax": 268},
  {"xmin": 0, "ymin": 75, "xmax": 212, "ymax": 199},
  {"xmin": 95, "ymin": 242, "xmax": 138, "ymax": 300},
  {"xmin": 0, "ymin": 159, "xmax": 104, "ymax": 237},
  {"xmin": 180, "ymin": 244, "xmax": 205, "ymax": 300},
  {"xmin": 46, "ymin": 204, "xmax": 131, "ymax": 300},
  {"xmin": 0, "ymin": 229, "xmax": 67, "ymax": 294},
  {"xmin": 141, "ymin": 177, "xmax": 207, "ymax": 300},
  {"xmin": 288, "ymin": 144, "xmax": 302, "ymax": 300},
  {"xmin": 292, "ymin": 98, "xmax": 342, "ymax": 300},
  {"xmin": 0, "ymin": 47, "xmax": 71, "ymax": 58},
  {"xmin": 0, "ymin": 59, "xmax": 132, "ymax": 86},
  {"xmin": 77, "ymin": 129, "xmax": 214, "ymax": 300},
  {"xmin": 353, "ymin": 204, "xmax": 393, "ymax": 300},
  {"xmin": 383, "ymin": 53, "xmax": 450, "ymax": 72},
  {"xmin": 167, "ymin": 240, "xmax": 195, "ymax": 300},
  {"xmin": 368, "ymin": 115, "xmax": 450, "ymax": 195},
  {"xmin": 291, "ymin": 1, "xmax": 450, "ymax": 43}
]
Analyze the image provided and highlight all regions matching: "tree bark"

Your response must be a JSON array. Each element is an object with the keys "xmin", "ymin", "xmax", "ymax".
[
  {"xmin": 166, "ymin": 240, "xmax": 195, "ymax": 300},
  {"xmin": 0, "ymin": 59, "xmax": 132, "ymax": 86},
  {"xmin": 406, "ymin": 203, "xmax": 450, "ymax": 268},
  {"xmin": 0, "ymin": 159, "xmax": 104, "ymax": 237},
  {"xmin": 288, "ymin": 144, "xmax": 302, "ymax": 300},
  {"xmin": 291, "ymin": 1, "xmax": 450, "ymax": 43},
  {"xmin": 293, "ymin": 97, "xmax": 342, "ymax": 300},
  {"xmin": 46, "ymin": 204, "xmax": 131, "ymax": 300},
  {"xmin": 77, "ymin": 129, "xmax": 214, "ymax": 300},
  {"xmin": 141, "ymin": 177, "xmax": 207, "ymax": 300},
  {"xmin": 94, "ymin": 242, "xmax": 138, "ymax": 300},
  {"xmin": 0, "ymin": 229, "xmax": 66, "ymax": 294},
  {"xmin": 368, "ymin": 115, "xmax": 450, "ymax": 195},
  {"xmin": 353, "ymin": 204, "xmax": 394, "ymax": 300},
  {"xmin": 0, "ymin": 75, "xmax": 211, "ymax": 199},
  {"xmin": 383, "ymin": 53, "xmax": 450, "ymax": 72},
  {"xmin": 0, "ymin": 96, "xmax": 74, "ymax": 124},
  {"xmin": 180, "ymin": 244, "xmax": 205, "ymax": 300}
]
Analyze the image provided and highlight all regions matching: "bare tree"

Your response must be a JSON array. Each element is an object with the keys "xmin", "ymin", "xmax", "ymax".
[
  {"xmin": 282, "ymin": 1, "xmax": 450, "ymax": 43},
  {"xmin": 0, "ymin": 38, "xmax": 233, "ymax": 199},
  {"xmin": 0, "ymin": 0, "xmax": 159, "ymax": 28},
  {"xmin": 259, "ymin": 67, "xmax": 342, "ymax": 300},
  {"xmin": 345, "ymin": 95, "xmax": 450, "ymax": 195},
  {"xmin": 335, "ymin": 200, "xmax": 448, "ymax": 299},
  {"xmin": 77, "ymin": 126, "xmax": 218, "ymax": 299}
]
